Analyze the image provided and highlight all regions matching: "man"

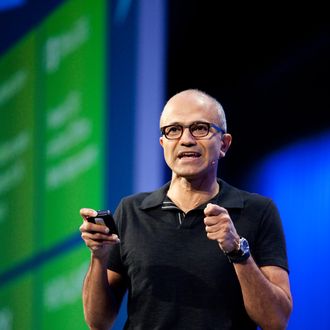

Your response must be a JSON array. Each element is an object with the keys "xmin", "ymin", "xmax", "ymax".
[{"xmin": 80, "ymin": 89, "xmax": 293, "ymax": 329}]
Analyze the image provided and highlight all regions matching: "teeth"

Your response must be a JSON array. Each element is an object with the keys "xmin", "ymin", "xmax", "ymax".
[{"xmin": 179, "ymin": 152, "xmax": 200, "ymax": 158}]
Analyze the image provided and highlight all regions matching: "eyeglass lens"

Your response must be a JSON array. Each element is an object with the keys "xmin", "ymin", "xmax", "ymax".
[{"xmin": 164, "ymin": 122, "xmax": 210, "ymax": 139}]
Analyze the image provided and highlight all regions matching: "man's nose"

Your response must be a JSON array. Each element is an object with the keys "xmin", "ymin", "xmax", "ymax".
[{"xmin": 180, "ymin": 127, "xmax": 196, "ymax": 143}]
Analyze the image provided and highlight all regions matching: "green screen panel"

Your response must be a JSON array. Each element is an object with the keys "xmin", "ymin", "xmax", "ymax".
[
  {"xmin": 0, "ymin": 273, "xmax": 34, "ymax": 329},
  {"xmin": 0, "ymin": 31, "xmax": 36, "ymax": 271},
  {"xmin": 37, "ymin": 0, "xmax": 106, "ymax": 249},
  {"xmin": 39, "ymin": 246, "xmax": 90, "ymax": 329},
  {"xmin": 0, "ymin": 0, "xmax": 108, "ymax": 329}
]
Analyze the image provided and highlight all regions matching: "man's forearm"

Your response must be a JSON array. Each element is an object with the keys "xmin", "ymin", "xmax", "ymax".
[
  {"xmin": 83, "ymin": 256, "xmax": 119, "ymax": 330},
  {"xmin": 234, "ymin": 257, "xmax": 293, "ymax": 330}
]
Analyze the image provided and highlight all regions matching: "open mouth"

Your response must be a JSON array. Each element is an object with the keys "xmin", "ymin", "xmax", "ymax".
[{"xmin": 178, "ymin": 152, "xmax": 201, "ymax": 159}]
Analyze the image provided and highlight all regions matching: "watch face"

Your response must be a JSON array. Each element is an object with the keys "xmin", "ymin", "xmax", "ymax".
[
  {"xmin": 240, "ymin": 238, "xmax": 249, "ymax": 253},
  {"xmin": 226, "ymin": 237, "xmax": 250, "ymax": 263}
]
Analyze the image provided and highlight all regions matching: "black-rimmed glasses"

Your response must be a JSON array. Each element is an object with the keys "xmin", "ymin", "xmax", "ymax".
[{"xmin": 160, "ymin": 121, "xmax": 225, "ymax": 140}]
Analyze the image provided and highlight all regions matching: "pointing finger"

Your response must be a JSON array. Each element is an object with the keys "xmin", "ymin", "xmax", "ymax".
[{"xmin": 204, "ymin": 203, "xmax": 226, "ymax": 217}]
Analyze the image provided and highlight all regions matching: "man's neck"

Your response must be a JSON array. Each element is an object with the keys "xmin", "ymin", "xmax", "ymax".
[{"xmin": 167, "ymin": 176, "xmax": 219, "ymax": 213}]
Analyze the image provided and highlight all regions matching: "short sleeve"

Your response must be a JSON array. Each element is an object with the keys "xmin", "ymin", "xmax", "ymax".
[{"xmin": 253, "ymin": 199, "xmax": 289, "ymax": 272}]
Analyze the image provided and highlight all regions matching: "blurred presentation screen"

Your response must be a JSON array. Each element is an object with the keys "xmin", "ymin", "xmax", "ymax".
[
  {"xmin": 0, "ymin": 0, "xmax": 106, "ymax": 329},
  {"xmin": 245, "ymin": 131, "xmax": 330, "ymax": 330}
]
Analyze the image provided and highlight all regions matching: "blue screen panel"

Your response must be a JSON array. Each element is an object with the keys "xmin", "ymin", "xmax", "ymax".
[
  {"xmin": 245, "ymin": 131, "xmax": 330, "ymax": 329},
  {"xmin": 0, "ymin": 0, "xmax": 25, "ymax": 10}
]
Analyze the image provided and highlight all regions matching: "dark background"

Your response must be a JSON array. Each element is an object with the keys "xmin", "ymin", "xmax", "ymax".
[
  {"xmin": 0, "ymin": 0, "xmax": 329, "ymax": 187},
  {"xmin": 0, "ymin": 2, "xmax": 329, "ymax": 329},
  {"xmin": 167, "ymin": 1, "xmax": 330, "ymax": 187}
]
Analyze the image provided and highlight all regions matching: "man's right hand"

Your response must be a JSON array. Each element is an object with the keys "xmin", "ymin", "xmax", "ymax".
[{"xmin": 79, "ymin": 208, "xmax": 120, "ymax": 259}]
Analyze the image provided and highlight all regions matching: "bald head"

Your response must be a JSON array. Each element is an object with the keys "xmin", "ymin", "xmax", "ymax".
[{"xmin": 160, "ymin": 89, "xmax": 227, "ymax": 132}]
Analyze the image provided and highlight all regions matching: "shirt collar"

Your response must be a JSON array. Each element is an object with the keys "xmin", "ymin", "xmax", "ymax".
[
  {"xmin": 140, "ymin": 179, "xmax": 244, "ymax": 210},
  {"xmin": 161, "ymin": 196, "xmax": 180, "ymax": 212}
]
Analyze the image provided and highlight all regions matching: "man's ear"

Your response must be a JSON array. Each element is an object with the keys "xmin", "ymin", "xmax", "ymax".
[
  {"xmin": 159, "ymin": 136, "xmax": 164, "ymax": 148},
  {"xmin": 219, "ymin": 134, "xmax": 232, "ymax": 158}
]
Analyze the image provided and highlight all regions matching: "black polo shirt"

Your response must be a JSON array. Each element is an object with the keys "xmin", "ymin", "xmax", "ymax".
[{"xmin": 108, "ymin": 179, "xmax": 289, "ymax": 330}]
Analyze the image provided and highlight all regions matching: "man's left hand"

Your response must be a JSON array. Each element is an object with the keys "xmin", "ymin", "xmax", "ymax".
[{"xmin": 204, "ymin": 203, "xmax": 240, "ymax": 253}]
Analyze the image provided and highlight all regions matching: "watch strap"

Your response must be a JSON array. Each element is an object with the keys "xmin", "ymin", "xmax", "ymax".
[{"xmin": 225, "ymin": 237, "xmax": 250, "ymax": 264}]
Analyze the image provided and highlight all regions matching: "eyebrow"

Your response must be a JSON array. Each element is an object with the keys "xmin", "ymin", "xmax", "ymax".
[
  {"xmin": 163, "ymin": 122, "xmax": 181, "ymax": 126},
  {"xmin": 161, "ymin": 121, "xmax": 208, "ymax": 127}
]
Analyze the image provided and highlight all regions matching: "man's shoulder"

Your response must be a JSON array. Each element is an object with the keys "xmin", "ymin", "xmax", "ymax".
[
  {"xmin": 219, "ymin": 179, "xmax": 281, "ymax": 224},
  {"xmin": 219, "ymin": 178, "xmax": 273, "ymax": 207}
]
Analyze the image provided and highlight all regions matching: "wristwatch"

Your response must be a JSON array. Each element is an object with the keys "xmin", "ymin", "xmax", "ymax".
[{"xmin": 225, "ymin": 237, "xmax": 250, "ymax": 263}]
